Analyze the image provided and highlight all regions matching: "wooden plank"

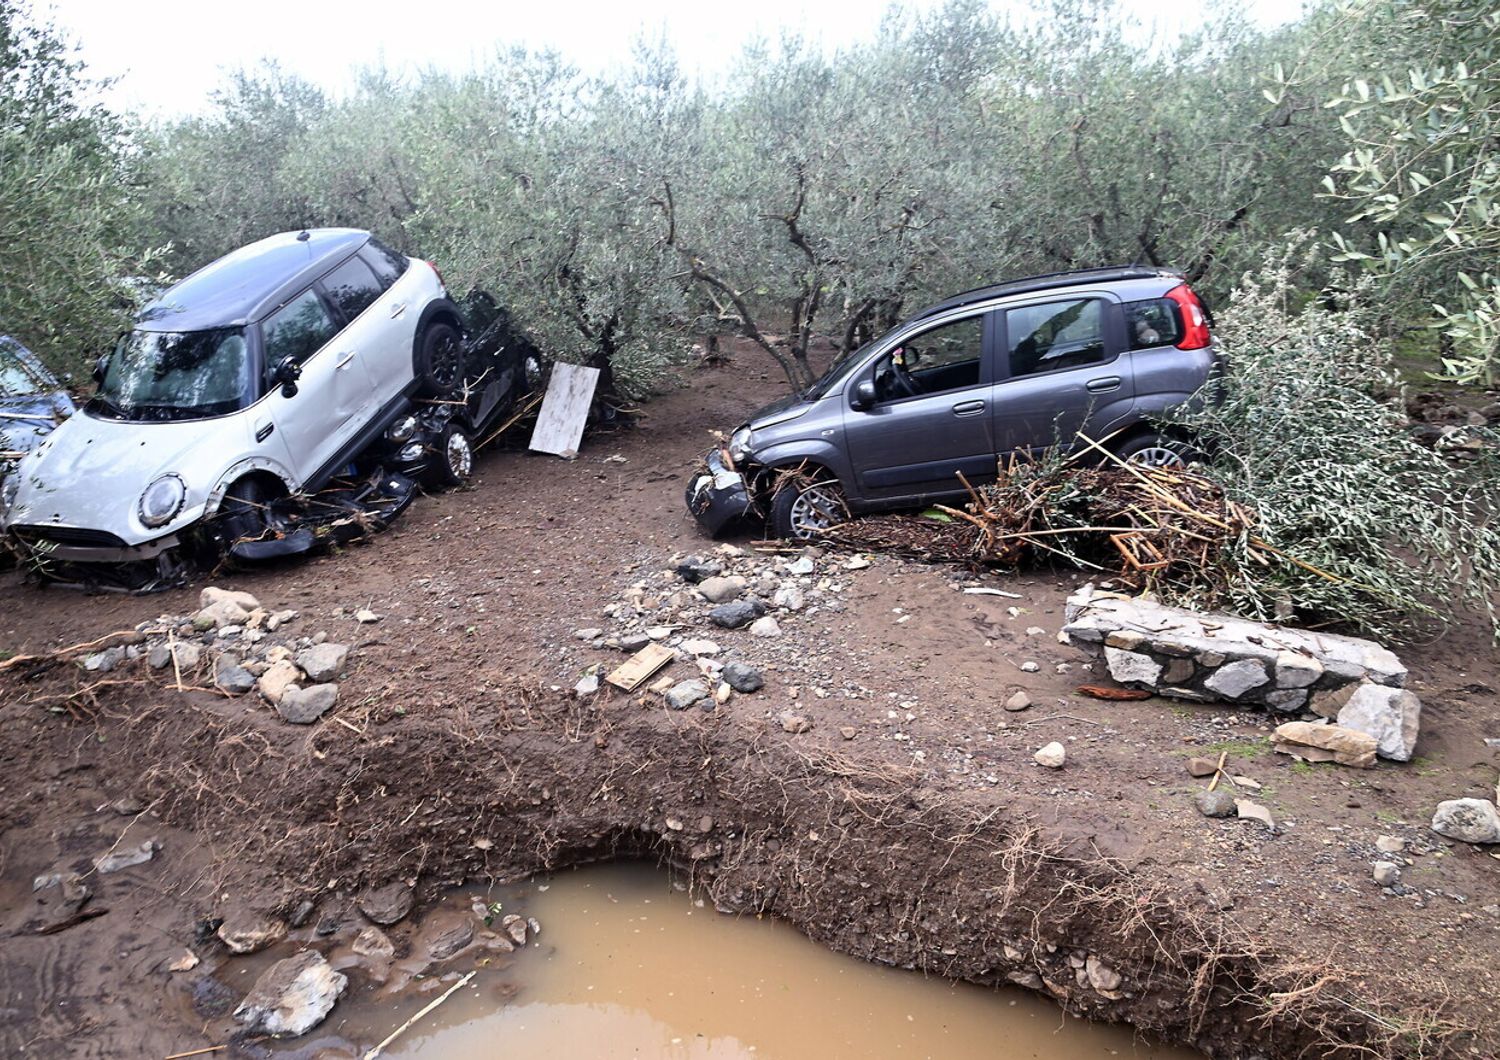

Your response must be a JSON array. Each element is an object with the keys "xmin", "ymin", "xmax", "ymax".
[
  {"xmin": 605, "ymin": 643, "xmax": 675, "ymax": 692},
  {"xmin": 528, "ymin": 363, "xmax": 600, "ymax": 459}
]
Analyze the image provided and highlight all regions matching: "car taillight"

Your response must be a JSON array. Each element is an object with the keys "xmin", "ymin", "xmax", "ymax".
[
  {"xmin": 1164, "ymin": 284, "xmax": 1211, "ymax": 350},
  {"xmin": 426, "ymin": 260, "xmax": 447, "ymax": 290}
]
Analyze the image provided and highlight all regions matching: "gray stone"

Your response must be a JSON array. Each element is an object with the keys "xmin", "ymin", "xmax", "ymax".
[
  {"xmin": 679, "ymin": 638, "xmax": 720, "ymax": 656},
  {"xmin": 675, "ymin": 556, "xmax": 722, "ymax": 583},
  {"xmin": 1162, "ymin": 657, "xmax": 1196, "ymax": 684},
  {"xmin": 619, "ymin": 633, "xmax": 652, "ymax": 652},
  {"xmin": 574, "ymin": 674, "xmax": 599, "ymax": 697},
  {"xmin": 1373, "ymin": 861, "xmax": 1401, "ymax": 886},
  {"xmin": 1033, "ymin": 742, "xmax": 1066, "ymax": 768},
  {"xmin": 1004, "ymin": 691, "xmax": 1031, "ymax": 712},
  {"xmin": 1431, "ymin": 799, "xmax": 1500, "ymax": 845},
  {"xmin": 697, "ymin": 576, "xmax": 747, "ymax": 604},
  {"xmin": 83, "ymin": 646, "xmax": 125, "ymax": 673},
  {"xmin": 359, "ymin": 882, "xmax": 414, "ymax": 925},
  {"xmin": 296, "ymin": 643, "xmax": 350, "ymax": 682},
  {"xmin": 218, "ymin": 909, "xmax": 287, "ymax": 954},
  {"xmin": 1337, "ymin": 684, "xmax": 1421, "ymax": 762},
  {"xmin": 573, "ymin": 627, "xmax": 603, "ymax": 641},
  {"xmin": 1264, "ymin": 689, "xmax": 1309, "ymax": 713},
  {"xmin": 276, "ymin": 684, "xmax": 338, "ymax": 724},
  {"xmin": 214, "ymin": 656, "xmax": 257, "ymax": 694},
  {"xmin": 351, "ymin": 926, "xmax": 394, "ymax": 959},
  {"xmin": 722, "ymin": 662, "xmax": 764, "ymax": 694},
  {"xmin": 501, "ymin": 913, "xmax": 529, "ymax": 946},
  {"xmin": 1196, "ymin": 789, "xmax": 1237, "ymax": 818},
  {"xmin": 779, "ymin": 711, "xmax": 813, "ymax": 734},
  {"xmin": 417, "ymin": 912, "xmax": 475, "ymax": 960},
  {"xmin": 1375, "ymin": 834, "xmax": 1405, "ymax": 854},
  {"xmin": 233, "ymin": 950, "xmax": 346, "ymax": 1037},
  {"xmin": 1203, "ymin": 659, "xmax": 1270, "ymax": 699},
  {"xmin": 1104, "ymin": 648, "xmax": 1162, "ymax": 686},
  {"xmin": 773, "ymin": 584, "xmax": 805, "ymax": 611},
  {"xmin": 708, "ymin": 598, "xmax": 767, "ymax": 629},
  {"xmin": 749, "ymin": 615, "xmax": 781, "ymax": 638},
  {"xmin": 1274, "ymin": 650, "xmax": 1323, "ymax": 688},
  {"xmin": 665, "ymin": 680, "xmax": 710, "ymax": 710},
  {"xmin": 787, "ymin": 557, "xmax": 816, "ymax": 576},
  {"xmin": 94, "ymin": 838, "xmax": 157, "ymax": 873}
]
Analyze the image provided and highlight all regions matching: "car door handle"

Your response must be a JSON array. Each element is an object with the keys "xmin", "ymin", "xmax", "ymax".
[
  {"xmin": 335, "ymin": 351, "xmax": 357, "ymax": 369},
  {"xmin": 951, "ymin": 399, "xmax": 986, "ymax": 416},
  {"xmin": 389, "ymin": 302, "xmax": 407, "ymax": 319},
  {"xmin": 1085, "ymin": 376, "xmax": 1122, "ymax": 393}
]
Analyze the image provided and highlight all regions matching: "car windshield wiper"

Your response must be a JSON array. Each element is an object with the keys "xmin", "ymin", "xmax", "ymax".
[{"xmin": 89, "ymin": 394, "xmax": 127, "ymax": 418}]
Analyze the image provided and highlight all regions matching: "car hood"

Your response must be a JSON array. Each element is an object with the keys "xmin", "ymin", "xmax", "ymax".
[
  {"xmin": 0, "ymin": 391, "xmax": 73, "ymax": 455},
  {"xmin": 4, "ymin": 409, "xmax": 226, "ymax": 541},
  {"xmin": 747, "ymin": 391, "xmax": 814, "ymax": 430}
]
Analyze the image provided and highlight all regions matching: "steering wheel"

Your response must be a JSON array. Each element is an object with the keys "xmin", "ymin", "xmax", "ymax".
[{"xmin": 887, "ymin": 348, "xmax": 920, "ymax": 398}]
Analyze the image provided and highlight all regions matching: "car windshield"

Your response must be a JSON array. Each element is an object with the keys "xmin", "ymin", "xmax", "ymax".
[
  {"xmin": 93, "ymin": 327, "xmax": 252, "ymax": 421},
  {"xmin": 0, "ymin": 339, "xmax": 46, "ymax": 397},
  {"xmin": 801, "ymin": 337, "xmax": 879, "ymax": 400}
]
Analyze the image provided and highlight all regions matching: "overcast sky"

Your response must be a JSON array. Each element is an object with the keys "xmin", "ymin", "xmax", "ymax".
[{"xmin": 41, "ymin": 0, "xmax": 1310, "ymax": 118}]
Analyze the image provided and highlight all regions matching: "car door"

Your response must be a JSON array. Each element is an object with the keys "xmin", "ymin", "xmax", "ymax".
[
  {"xmin": 990, "ymin": 294, "xmax": 1135, "ymax": 456},
  {"xmin": 260, "ymin": 287, "xmax": 375, "ymax": 484},
  {"xmin": 840, "ymin": 311, "xmax": 1000, "ymax": 504},
  {"xmin": 356, "ymin": 240, "xmax": 420, "ymax": 407}
]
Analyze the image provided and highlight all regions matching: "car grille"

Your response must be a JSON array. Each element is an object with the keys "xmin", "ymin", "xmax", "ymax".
[{"xmin": 9, "ymin": 524, "xmax": 128, "ymax": 549}]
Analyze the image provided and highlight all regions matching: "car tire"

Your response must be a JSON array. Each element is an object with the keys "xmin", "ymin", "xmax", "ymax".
[
  {"xmin": 415, "ymin": 321, "xmax": 466, "ymax": 398},
  {"xmin": 426, "ymin": 422, "xmax": 473, "ymax": 488},
  {"xmin": 769, "ymin": 476, "xmax": 849, "ymax": 541},
  {"xmin": 216, "ymin": 475, "xmax": 277, "ymax": 551},
  {"xmin": 1113, "ymin": 432, "xmax": 1198, "ymax": 469}
]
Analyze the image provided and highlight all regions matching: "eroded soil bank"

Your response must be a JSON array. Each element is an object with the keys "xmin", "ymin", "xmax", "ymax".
[{"xmin": 2, "ymin": 352, "xmax": 1497, "ymax": 1058}]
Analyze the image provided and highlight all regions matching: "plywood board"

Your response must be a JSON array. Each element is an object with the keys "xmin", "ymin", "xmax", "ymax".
[
  {"xmin": 605, "ymin": 642, "xmax": 676, "ymax": 692},
  {"xmin": 528, "ymin": 363, "xmax": 600, "ymax": 458}
]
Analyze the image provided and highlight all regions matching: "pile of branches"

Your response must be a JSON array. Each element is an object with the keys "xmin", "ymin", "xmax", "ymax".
[{"xmin": 828, "ymin": 448, "xmax": 1330, "ymax": 606}]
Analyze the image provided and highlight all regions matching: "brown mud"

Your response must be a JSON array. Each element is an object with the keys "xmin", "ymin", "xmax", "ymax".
[{"xmin": 2, "ymin": 346, "xmax": 1497, "ymax": 1058}]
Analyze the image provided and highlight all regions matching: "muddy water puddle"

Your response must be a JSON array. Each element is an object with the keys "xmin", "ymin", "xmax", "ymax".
[{"xmin": 311, "ymin": 863, "xmax": 1197, "ymax": 1059}]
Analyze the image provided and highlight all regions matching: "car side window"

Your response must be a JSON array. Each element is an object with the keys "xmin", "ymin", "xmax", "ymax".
[
  {"xmin": 360, "ymin": 239, "xmax": 409, "ymax": 290},
  {"xmin": 873, "ymin": 316, "xmax": 984, "ymax": 402},
  {"xmin": 262, "ymin": 289, "xmax": 338, "ymax": 372},
  {"xmin": 1006, "ymin": 298, "xmax": 1108, "ymax": 377},
  {"xmin": 1123, "ymin": 297, "xmax": 1182, "ymax": 349},
  {"xmin": 321, "ymin": 256, "xmax": 384, "ymax": 323}
]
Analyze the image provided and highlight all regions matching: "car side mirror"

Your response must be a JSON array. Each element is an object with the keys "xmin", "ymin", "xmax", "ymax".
[
  {"xmin": 271, "ymin": 356, "xmax": 301, "ymax": 399},
  {"xmin": 850, "ymin": 379, "xmax": 877, "ymax": 411},
  {"xmin": 92, "ymin": 354, "xmax": 110, "ymax": 384}
]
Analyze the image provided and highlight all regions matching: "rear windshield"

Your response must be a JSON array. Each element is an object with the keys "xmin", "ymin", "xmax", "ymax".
[
  {"xmin": 1123, "ymin": 297, "xmax": 1183, "ymax": 349},
  {"xmin": 91, "ymin": 327, "xmax": 252, "ymax": 421}
]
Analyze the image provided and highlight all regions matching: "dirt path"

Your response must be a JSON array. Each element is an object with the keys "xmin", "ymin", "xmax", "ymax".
[{"xmin": 2, "ymin": 352, "xmax": 1497, "ymax": 1058}]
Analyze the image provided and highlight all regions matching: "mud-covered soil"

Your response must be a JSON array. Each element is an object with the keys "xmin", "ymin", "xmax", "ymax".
[{"xmin": 2, "ymin": 349, "xmax": 1498, "ymax": 1059}]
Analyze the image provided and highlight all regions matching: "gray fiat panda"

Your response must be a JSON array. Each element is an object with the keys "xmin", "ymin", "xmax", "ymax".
[{"xmin": 687, "ymin": 266, "xmax": 1220, "ymax": 539}]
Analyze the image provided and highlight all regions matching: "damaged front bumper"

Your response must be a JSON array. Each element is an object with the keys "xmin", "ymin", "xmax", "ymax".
[{"xmin": 685, "ymin": 448, "xmax": 756, "ymax": 534}]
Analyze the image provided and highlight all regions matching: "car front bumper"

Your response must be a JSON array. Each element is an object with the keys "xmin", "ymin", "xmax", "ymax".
[{"xmin": 685, "ymin": 448, "xmax": 755, "ymax": 534}]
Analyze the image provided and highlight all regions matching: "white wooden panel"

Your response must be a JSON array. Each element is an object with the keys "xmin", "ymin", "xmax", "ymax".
[{"xmin": 527, "ymin": 363, "xmax": 600, "ymax": 459}]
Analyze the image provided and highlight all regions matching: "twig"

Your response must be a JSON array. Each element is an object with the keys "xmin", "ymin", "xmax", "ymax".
[
  {"xmin": 163, "ymin": 1046, "xmax": 227, "ymax": 1060},
  {"xmin": 0, "ymin": 630, "xmax": 144, "ymax": 672},
  {"xmin": 1206, "ymin": 750, "xmax": 1229, "ymax": 792},
  {"xmin": 364, "ymin": 970, "xmax": 476, "ymax": 1058}
]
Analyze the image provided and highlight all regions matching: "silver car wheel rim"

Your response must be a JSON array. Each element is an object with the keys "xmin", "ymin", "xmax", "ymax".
[
  {"xmin": 1126, "ymin": 445, "xmax": 1184, "ymax": 469},
  {"xmin": 789, "ymin": 483, "xmax": 847, "ymax": 539},
  {"xmin": 447, "ymin": 432, "xmax": 473, "ymax": 479}
]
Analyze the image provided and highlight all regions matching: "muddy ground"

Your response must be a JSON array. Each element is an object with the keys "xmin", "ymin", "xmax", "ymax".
[{"xmin": 2, "ymin": 351, "xmax": 1497, "ymax": 1059}]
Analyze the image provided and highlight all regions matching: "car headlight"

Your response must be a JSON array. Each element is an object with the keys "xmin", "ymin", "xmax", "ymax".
[
  {"xmin": 138, "ymin": 474, "xmax": 187, "ymax": 528},
  {"xmin": 387, "ymin": 415, "xmax": 418, "ymax": 443},
  {"xmin": 727, "ymin": 426, "xmax": 753, "ymax": 464}
]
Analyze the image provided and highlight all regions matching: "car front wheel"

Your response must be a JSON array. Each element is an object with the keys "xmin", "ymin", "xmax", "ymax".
[
  {"xmin": 769, "ymin": 476, "xmax": 849, "ymax": 540},
  {"xmin": 426, "ymin": 422, "xmax": 473, "ymax": 488}
]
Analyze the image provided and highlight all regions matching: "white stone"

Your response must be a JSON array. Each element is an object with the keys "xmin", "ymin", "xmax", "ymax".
[
  {"xmin": 773, "ymin": 584, "xmax": 805, "ymax": 611},
  {"xmin": 1033, "ymin": 742, "xmax": 1066, "ymax": 768},
  {"xmin": 1203, "ymin": 659, "xmax": 1270, "ymax": 699},
  {"xmin": 233, "ymin": 950, "xmax": 347, "ymax": 1037},
  {"xmin": 749, "ymin": 616, "xmax": 781, "ymax": 638},
  {"xmin": 1337, "ymin": 683, "xmax": 1421, "ymax": 762},
  {"xmin": 1104, "ymin": 647, "xmax": 1162, "ymax": 686},
  {"xmin": 680, "ymin": 639, "xmax": 721, "ymax": 656},
  {"xmin": 200, "ymin": 586, "xmax": 261, "ymax": 613},
  {"xmin": 1431, "ymin": 798, "xmax": 1500, "ymax": 844}
]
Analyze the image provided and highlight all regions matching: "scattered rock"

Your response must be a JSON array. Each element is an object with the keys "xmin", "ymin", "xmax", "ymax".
[
  {"xmin": 1196, "ymin": 789, "xmax": 1236, "ymax": 817},
  {"xmin": 168, "ymin": 950, "xmax": 200, "ymax": 973},
  {"xmin": 722, "ymin": 662, "xmax": 764, "ymax": 694},
  {"xmin": 574, "ymin": 674, "xmax": 599, "ymax": 697},
  {"xmin": 665, "ymin": 680, "xmax": 710, "ymax": 711},
  {"xmin": 149, "ymin": 640, "xmax": 201, "ymax": 671},
  {"xmin": 351, "ymin": 926, "xmax": 395, "ymax": 960},
  {"xmin": 95, "ymin": 838, "xmax": 157, "ymax": 874},
  {"xmin": 233, "ymin": 950, "xmax": 347, "ymax": 1037},
  {"xmin": 1373, "ymin": 861, "xmax": 1402, "ymax": 887},
  {"xmin": 844, "ymin": 556, "xmax": 871, "ymax": 570},
  {"xmin": 1019, "ymin": 661, "xmax": 1040, "ymax": 673},
  {"xmin": 1103, "ymin": 648, "xmax": 1162, "ymax": 686},
  {"xmin": 1236, "ymin": 799, "xmax": 1275, "ymax": 830},
  {"xmin": 353, "ymin": 609, "xmax": 381, "ymax": 624},
  {"xmin": 217, "ymin": 909, "xmax": 287, "ymax": 954},
  {"xmin": 501, "ymin": 913, "xmax": 528, "ymax": 946},
  {"xmin": 779, "ymin": 711, "xmax": 813, "ymax": 734},
  {"xmin": 1003, "ymin": 691, "xmax": 1031, "ymax": 713},
  {"xmin": 773, "ymin": 584, "xmax": 805, "ymax": 611},
  {"xmin": 1336, "ymin": 683, "xmax": 1422, "ymax": 762},
  {"xmin": 214, "ymin": 658, "xmax": 256, "ymax": 694},
  {"xmin": 675, "ymin": 556, "xmax": 722, "ymax": 583},
  {"xmin": 1033, "ymin": 742, "xmax": 1066, "ymax": 768},
  {"xmin": 359, "ymin": 882, "xmax": 414, "ymax": 926},
  {"xmin": 680, "ymin": 638, "xmax": 721, "ymax": 656},
  {"xmin": 749, "ymin": 615, "xmax": 781, "ymax": 638},
  {"xmin": 1375, "ymin": 834, "xmax": 1406, "ymax": 854},
  {"xmin": 257, "ymin": 660, "xmax": 303, "ymax": 705},
  {"xmin": 708, "ymin": 598, "xmax": 767, "ymax": 629},
  {"xmin": 1431, "ymin": 798, "xmax": 1500, "ymax": 845},
  {"xmin": 296, "ymin": 643, "xmax": 350, "ymax": 682},
  {"xmin": 839, "ymin": 726, "xmax": 857, "ymax": 740},
  {"xmin": 1203, "ymin": 659, "xmax": 1271, "ymax": 699},
  {"xmin": 1085, "ymin": 955, "xmax": 1122, "ymax": 992},
  {"xmin": 83, "ymin": 646, "xmax": 125, "ymax": 673},
  {"xmin": 417, "ymin": 912, "xmax": 475, "ymax": 961},
  {"xmin": 1186, "ymin": 757, "xmax": 1219, "ymax": 778},
  {"xmin": 573, "ymin": 627, "xmax": 603, "ymax": 641},
  {"xmin": 1272, "ymin": 721, "xmax": 1377, "ymax": 769},
  {"xmin": 787, "ymin": 557, "xmax": 815, "ymax": 576},
  {"xmin": 697, "ymin": 576, "xmax": 747, "ymax": 604},
  {"xmin": 201, "ymin": 586, "xmax": 261, "ymax": 612},
  {"xmin": 277, "ymin": 683, "xmax": 338, "ymax": 724},
  {"xmin": 197, "ymin": 598, "xmax": 251, "ymax": 630},
  {"xmin": 646, "ymin": 626, "xmax": 674, "ymax": 641},
  {"xmin": 618, "ymin": 633, "xmax": 651, "ymax": 652}
]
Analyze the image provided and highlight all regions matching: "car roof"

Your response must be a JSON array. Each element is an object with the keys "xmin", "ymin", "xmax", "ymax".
[
  {"xmin": 135, "ymin": 229, "xmax": 372, "ymax": 332},
  {"xmin": 909, "ymin": 265, "xmax": 1185, "ymax": 323}
]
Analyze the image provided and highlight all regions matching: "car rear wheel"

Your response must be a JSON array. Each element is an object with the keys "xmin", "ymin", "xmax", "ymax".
[
  {"xmin": 426, "ymin": 422, "xmax": 473, "ymax": 488},
  {"xmin": 415, "ymin": 321, "xmax": 466, "ymax": 398},
  {"xmin": 1114, "ymin": 432, "xmax": 1195, "ymax": 469},
  {"xmin": 769, "ymin": 477, "xmax": 848, "ymax": 540}
]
